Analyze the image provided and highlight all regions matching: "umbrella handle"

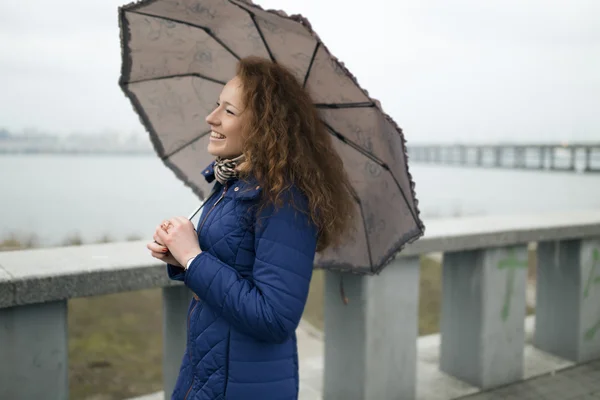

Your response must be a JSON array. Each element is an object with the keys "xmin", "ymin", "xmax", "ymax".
[
  {"xmin": 188, "ymin": 204, "xmax": 204, "ymax": 220},
  {"xmin": 188, "ymin": 184, "xmax": 221, "ymax": 220}
]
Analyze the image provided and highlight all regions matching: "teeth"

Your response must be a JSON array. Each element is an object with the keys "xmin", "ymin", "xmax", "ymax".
[{"xmin": 211, "ymin": 132, "xmax": 225, "ymax": 139}]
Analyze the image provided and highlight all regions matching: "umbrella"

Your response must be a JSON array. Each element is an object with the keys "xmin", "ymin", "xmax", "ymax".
[{"xmin": 118, "ymin": 0, "xmax": 424, "ymax": 275}]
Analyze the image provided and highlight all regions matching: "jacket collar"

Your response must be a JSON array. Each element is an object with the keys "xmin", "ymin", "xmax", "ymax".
[
  {"xmin": 201, "ymin": 160, "xmax": 217, "ymax": 183},
  {"xmin": 202, "ymin": 160, "xmax": 262, "ymax": 199}
]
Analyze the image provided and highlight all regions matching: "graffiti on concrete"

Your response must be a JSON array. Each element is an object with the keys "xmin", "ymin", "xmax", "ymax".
[
  {"xmin": 497, "ymin": 248, "xmax": 528, "ymax": 321},
  {"xmin": 584, "ymin": 248, "xmax": 599, "ymax": 299},
  {"xmin": 584, "ymin": 248, "xmax": 600, "ymax": 341}
]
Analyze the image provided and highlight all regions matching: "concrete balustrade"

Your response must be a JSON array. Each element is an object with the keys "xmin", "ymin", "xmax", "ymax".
[{"xmin": 1, "ymin": 210, "xmax": 600, "ymax": 399}]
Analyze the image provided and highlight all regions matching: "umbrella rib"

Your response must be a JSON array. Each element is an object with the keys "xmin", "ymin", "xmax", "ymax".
[
  {"xmin": 162, "ymin": 129, "xmax": 212, "ymax": 160},
  {"xmin": 128, "ymin": 10, "xmax": 241, "ymax": 61},
  {"xmin": 324, "ymin": 122, "xmax": 424, "ymax": 234},
  {"xmin": 315, "ymin": 102, "xmax": 375, "ymax": 109},
  {"xmin": 250, "ymin": 14, "xmax": 276, "ymax": 63},
  {"xmin": 346, "ymin": 185, "xmax": 375, "ymax": 269},
  {"xmin": 226, "ymin": 0, "xmax": 276, "ymax": 63},
  {"xmin": 126, "ymin": 73, "xmax": 227, "ymax": 86},
  {"xmin": 386, "ymin": 170, "xmax": 424, "ymax": 234},
  {"xmin": 323, "ymin": 122, "xmax": 386, "ymax": 166},
  {"xmin": 302, "ymin": 42, "xmax": 320, "ymax": 88},
  {"xmin": 357, "ymin": 201, "xmax": 375, "ymax": 271}
]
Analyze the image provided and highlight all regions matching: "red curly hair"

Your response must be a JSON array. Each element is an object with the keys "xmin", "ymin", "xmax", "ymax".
[{"xmin": 235, "ymin": 56, "xmax": 355, "ymax": 252}]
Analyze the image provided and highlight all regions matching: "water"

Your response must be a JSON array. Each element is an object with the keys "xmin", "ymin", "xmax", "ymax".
[
  {"xmin": 1, "ymin": 154, "xmax": 200, "ymax": 246},
  {"xmin": 1, "ymin": 154, "xmax": 599, "ymax": 247}
]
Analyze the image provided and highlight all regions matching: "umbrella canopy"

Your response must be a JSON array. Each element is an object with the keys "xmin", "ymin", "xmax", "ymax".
[{"xmin": 118, "ymin": 0, "xmax": 424, "ymax": 274}]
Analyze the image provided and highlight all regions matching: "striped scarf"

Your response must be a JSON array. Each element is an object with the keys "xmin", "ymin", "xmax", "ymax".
[{"xmin": 214, "ymin": 154, "xmax": 245, "ymax": 185}]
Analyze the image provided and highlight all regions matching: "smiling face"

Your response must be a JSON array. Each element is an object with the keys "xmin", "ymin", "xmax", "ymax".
[{"xmin": 205, "ymin": 76, "xmax": 248, "ymax": 159}]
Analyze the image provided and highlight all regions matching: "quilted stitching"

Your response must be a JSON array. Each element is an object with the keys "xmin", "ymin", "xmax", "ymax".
[{"xmin": 168, "ymin": 176, "xmax": 317, "ymax": 400}]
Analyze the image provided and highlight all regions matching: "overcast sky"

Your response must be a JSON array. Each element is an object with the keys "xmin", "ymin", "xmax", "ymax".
[{"xmin": 1, "ymin": 0, "xmax": 598, "ymax": 143}]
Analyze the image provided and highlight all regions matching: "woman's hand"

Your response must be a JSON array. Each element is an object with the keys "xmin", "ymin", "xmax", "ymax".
[
  {"xmin": 155, "ymin": 217, "xmax": 202, "ymax": 267},
  {"xmin": 147, "ymin": 240, "xmax": 183, "ymax": 267}
]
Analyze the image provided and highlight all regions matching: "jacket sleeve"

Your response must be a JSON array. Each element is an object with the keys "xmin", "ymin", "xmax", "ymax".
[
  {"xmin": 183, "ymin": 192, "xmax": 318, "ymax": 343},
  {"xmin": 166, "ymin": 264, "xmax": 186, "ymax": 281}
]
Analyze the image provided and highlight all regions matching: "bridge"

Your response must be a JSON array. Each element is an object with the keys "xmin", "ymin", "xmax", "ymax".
[
  {"xmin": 407, "ymin": 142, "xmax": 600, "ymax": 173},
  {"xmin": 1, "ymin": 210, "xmax": 600, "ymax": 399}
]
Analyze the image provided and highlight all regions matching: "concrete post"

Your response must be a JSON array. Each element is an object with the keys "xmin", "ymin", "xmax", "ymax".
[
  {"xmin": 584, "ymin": 147, "xmax": 592, "ymax": 172},
  {"xmin": 539, "ymin": 147, "xmax": 545, "ymax": 169},
  {"xmin": 515, "ymin": 147, "xmax": 525, "ymax": 168},
  {"xmin": 515, "ymin": 147, "xmax": 522, "ymax": 168},
  {"xmin": 494, "ymin": 148, "xmax": 502, "ymax": 167},
  {"xmin": 534, "ymin": 239, "xmax": 600, "ymax": 362},
  {"xmin": 323, "ymin": 257, "xmax": 420, "ymax": 400},
  {"xmin": 0, "ymin": 300, "xmax": 68, "ymax": 400},
  {"xmin": 162, "ymin": 285, "xmax": 193, "ymax": 400},
  {"xmin": 440, "ymin": 246, "xmax": 528, "ymax": 389},
  {"xmin": 569, "ymin": 147, "xmax": 576, "ymax": 171}
]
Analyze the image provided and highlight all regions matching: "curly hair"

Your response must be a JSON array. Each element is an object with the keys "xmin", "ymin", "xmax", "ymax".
[{"xmin": 234, "ymin": 56, "xmax": 355, "ymax": 252}]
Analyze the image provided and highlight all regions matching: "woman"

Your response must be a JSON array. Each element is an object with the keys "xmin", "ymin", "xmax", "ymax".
[{"xmin": 147, "ymin": 56, "xmax": 355, "ymax": 400}]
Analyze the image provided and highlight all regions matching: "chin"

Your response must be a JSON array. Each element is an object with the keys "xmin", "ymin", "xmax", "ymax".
[
  {"xmin": 207, "ymin": 143, "xmax": 224, "ymax": 158},
  {"xmin": 207, "ymin": 143, "xmax": 241, "ymax": 159}
]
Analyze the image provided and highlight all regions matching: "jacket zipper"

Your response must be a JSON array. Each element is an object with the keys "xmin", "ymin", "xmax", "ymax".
[
  {"xmin": 184, "ymin": 300, "xmax": 199, "ymax": 400},
  {"xmin": 198, "ymin": 185, "xmax": 228, "ymax": 233},
  {"xmin": 224, "ymin": 332, "xmax": 231, "ymax": 398},
  {"xmin": 183, "ymin": 185, "xmax": 227, "ymax": 400}
]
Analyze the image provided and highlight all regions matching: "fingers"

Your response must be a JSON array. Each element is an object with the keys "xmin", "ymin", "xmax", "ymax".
[
  {"xmin": 156, "ymin": 228, "xmax": 168, "ymax": 245},
  {"xmin": 151, "ymin": 250, "xmax": 165, "ymax": 259},
  {"xmin": 172, "ymin": 216, "xmax": 188, "ymax": 225},
  {"xmin": 147, "ymin": 241, "xmax": 168, "ymax": 253},
  {"xmin": 154, "ymin": 217, "xmax": 190, "ymax": 246},
  {"xmin": 160, "ymin": 219, "xmax": 173, "ymax": 231},
  {"xmin": 154, "ymin": 225, "xmax": 166, "ymax": 243},
  {"xmin": 153, "ymin": 232, "xmax": 165, "ymax": 245}
]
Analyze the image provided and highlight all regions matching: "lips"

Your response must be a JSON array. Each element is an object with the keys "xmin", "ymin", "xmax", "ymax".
[{"xmin": 210, "ymin": 131, "xmax": 226, "ymax": 139}]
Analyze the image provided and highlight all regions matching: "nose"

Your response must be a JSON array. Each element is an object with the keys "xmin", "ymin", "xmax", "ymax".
[{"xmin": 205, "ymin": 107, "xmax": 220, "ymax": 127}]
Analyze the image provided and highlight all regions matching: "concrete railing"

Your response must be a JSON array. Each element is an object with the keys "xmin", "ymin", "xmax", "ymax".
[{"xmin": 1, "ymin": 210, "xmax": 600, "ymax": 399}]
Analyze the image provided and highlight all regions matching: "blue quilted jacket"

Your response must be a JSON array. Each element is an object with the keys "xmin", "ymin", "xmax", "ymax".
[{"xmin": 167, "ymin": 162, "xmax": 317, "ymax": 400}]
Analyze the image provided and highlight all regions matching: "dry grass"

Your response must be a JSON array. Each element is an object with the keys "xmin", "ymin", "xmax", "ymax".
[{"xmin": 68, "ymin": 289, "xmax": 164, "ymax": 399}]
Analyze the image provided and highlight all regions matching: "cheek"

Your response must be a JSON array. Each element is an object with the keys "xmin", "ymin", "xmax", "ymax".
[
  {"xmin": 229, "ymin": 133, "xmax": 245, "ymax": 151},
  {"xmin": 228, "ymin": 123, "xmax": 246, "ymax": 147}
]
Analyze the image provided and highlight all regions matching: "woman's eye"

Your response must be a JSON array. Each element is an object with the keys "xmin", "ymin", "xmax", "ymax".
[{"xmin": 226, "ymin": 109, "xmax": 235, "ymax": 115}]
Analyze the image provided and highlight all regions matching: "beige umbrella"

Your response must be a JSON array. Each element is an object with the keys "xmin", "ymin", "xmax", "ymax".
[{"xmin": 118, "ymin": 0, "xmax": 424, "ymax": 274}]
